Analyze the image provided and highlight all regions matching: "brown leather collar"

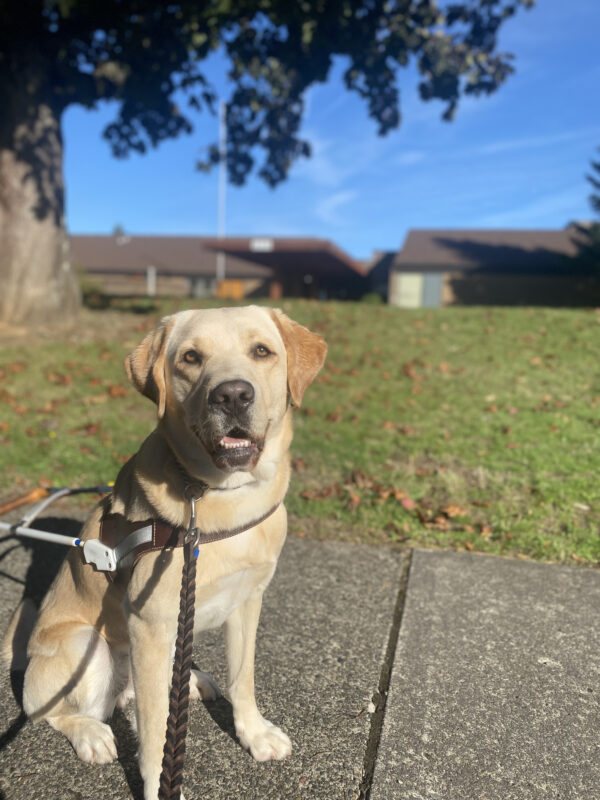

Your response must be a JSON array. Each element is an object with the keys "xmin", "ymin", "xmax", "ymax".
[{"xmin": 98, "ymin": 502, "xmax": 281, "ymax": 580}]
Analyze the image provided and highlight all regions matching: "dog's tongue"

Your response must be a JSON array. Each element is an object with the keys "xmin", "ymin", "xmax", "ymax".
[{"xmin": 220, "ymin": 435, "xmax": 253, "ymax": 449}]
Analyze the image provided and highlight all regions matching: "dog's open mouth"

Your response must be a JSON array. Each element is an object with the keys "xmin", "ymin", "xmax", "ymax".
[{"xmin": 212, "ymin": 427, "xmax": 262, "ymax": 471}]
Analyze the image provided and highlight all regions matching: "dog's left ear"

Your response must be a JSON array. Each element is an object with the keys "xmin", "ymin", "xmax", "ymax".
[
  {"xmin": 269, "ymin": 309, "xmax": 327, "ymax": 407},
  {"xmin": 125, "ymin": 316, "xmax": 174, "ymax": 418}
]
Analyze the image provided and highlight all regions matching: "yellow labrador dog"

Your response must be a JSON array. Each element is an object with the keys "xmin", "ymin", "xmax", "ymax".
[{"xmin": 13, "ymin": 306, "xmax": 326, "ymax": 799}]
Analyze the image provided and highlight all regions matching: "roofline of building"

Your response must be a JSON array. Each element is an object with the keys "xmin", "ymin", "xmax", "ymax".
[
  {"xmin": 199, "ymin": 235, "xmax": 367, "ymax": 276},
  {"xmin": 392, "ymin": 262, "xmax": 594, "ymax": 276}
]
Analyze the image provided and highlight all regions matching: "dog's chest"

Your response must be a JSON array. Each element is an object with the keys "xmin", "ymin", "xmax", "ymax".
[{"xmin": 193, "ymin": 562, "xmax": 275, "ymax": 631}]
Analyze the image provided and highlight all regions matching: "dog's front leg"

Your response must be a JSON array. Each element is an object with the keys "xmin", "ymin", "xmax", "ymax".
[
  {"xmin": 226, "ymin": 591, "xmax": 292, "ymax": 761},
  {"xmin": 129, "ymin": 613, "xmax": 175, "ymax": 800}
]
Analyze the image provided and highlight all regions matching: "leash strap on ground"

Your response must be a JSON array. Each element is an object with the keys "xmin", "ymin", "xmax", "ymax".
[
  {"xmin": 0, "ymin": 484, "xmax": 113, "ymax": 551},
  {"xmin": 0, "ymin": 484, "xmax": 113, "ymax": 518}
]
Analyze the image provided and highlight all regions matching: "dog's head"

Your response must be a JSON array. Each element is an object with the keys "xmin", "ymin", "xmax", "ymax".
[{"xmin": 125, "ymin": 306, "xmax": 326, "ymax": 474}]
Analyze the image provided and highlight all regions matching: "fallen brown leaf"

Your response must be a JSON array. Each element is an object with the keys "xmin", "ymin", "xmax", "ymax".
[
  {"xmin": 402, "ymin": 361, "xmax": 418, "ymax": 380},
  {"xmin": 83, "ymin": 423, "xmax": 102, "ymax": 436},
  {"xmin": 398, "ymin": 425, "xmax": 415, "ymax": 436},
  {"xmin": 5, "ymin": 361, "xmax": 27, "ymax": 374},
  {"xmin": 441, "ymin": 504, "xmax": 469, "ymax": 518},
  {"xmin": 347, "ymin": 491, "xmax": 361, "ymax": 510},
  {"xmin": 108, "ymin": 384, "xmax": 128, "ymax": 398},
  {"xmin": 45, "ymin": 371, "xmax": 72, "ymax": 386}
]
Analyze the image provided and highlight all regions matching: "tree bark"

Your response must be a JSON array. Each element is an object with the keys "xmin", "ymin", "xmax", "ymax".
[{"xmin": 0, "ymin": 66, "xmax": 80, "ymax": 328}]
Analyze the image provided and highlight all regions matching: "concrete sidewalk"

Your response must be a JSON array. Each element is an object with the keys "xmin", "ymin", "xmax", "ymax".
[
  {"xmin": 0, "ymin": 514, "xmax": 598, "ymax": 800},
  {"xmin": 370, "ymin": 550, "xmax": 600, "ymax": 800}
]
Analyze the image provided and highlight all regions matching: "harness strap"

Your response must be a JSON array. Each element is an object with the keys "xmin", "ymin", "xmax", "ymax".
[{"xmin": 97, "ymin": 502, "xmax": 281, "ymax": 579}]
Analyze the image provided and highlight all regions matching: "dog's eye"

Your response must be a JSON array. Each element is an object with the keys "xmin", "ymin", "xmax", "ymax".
[
  {"xmin": 182, "ymin": 350, "xmax": 201, "ymax": 365},
  {"xmin": 253, "ymin": 344, "xmax": 271, "ymax": 359}
]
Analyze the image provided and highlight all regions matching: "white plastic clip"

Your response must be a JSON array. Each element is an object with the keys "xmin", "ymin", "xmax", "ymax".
[
  {"xmin": 82, "ymin": 524, "xmax": 154, "ymax": 572},
  {"xmin": 83, "ymin": 539, "xmax": 118, "ymax": 572}
]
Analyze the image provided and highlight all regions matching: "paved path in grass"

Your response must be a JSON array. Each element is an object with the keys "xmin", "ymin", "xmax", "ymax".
[{"xmin": 0, "ymin": 510, "xmax": 598, "ymax": 800}]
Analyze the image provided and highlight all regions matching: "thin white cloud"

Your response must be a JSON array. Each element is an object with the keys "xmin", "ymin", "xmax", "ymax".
[
  {"xmin": 394, "ymin": 150, "xmax": 427, "ymax": 166},
  {"xmin": 315, "ymin": 189, "xmax": 358, "ymax": 226},
  {"xmin": 294, "ymin": 130, "xmax": 345, "ymax": 188},
  {"xmin": 295, "ymin": 127, "xmax": 394, "ymax": 189},
  {"xmin": 477, "ymin": 184, "xmax": 588, "ymax": 227},
  {"xmin": 477, "ymin": 126, "xmax": 600, "ymax": 156}
]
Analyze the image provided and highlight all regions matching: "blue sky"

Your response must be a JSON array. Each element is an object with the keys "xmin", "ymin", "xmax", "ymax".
[{"xmin": 64, "ymin": 0, "xmax": 600, "ymax": 260}]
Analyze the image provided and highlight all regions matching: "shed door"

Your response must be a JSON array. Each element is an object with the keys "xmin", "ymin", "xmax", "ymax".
[{"xmin": 422, "ymin": 273, "xmax": 442, "ymax": 308}]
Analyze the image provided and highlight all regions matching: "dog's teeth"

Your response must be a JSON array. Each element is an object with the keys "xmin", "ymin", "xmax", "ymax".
[{"xmin": 221, "ymin": 439, "xmax": 251, "ymax": 450}]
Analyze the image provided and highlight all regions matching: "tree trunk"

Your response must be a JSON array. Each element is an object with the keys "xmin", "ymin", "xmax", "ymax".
[{"xmin": 0, "ymin": 67, "xmax": 80, "ymax": 328}]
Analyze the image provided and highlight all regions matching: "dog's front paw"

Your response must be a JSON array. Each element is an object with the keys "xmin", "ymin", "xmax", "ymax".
[
  {"xmin": 236, "ymin": 714, "xmax": 292, "ymax": 762},
  {"xmin": 66, "ymin": 718, "xmax": 118, "ymax": 764},
  {"xmin": 190, "ymin": 669, "xmax": 221, "ymax": 701}
]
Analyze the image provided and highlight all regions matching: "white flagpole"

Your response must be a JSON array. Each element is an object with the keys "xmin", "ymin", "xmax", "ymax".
[{"xmin": 216, "ymin": 99, "xmax": 227, "ymax": 286}]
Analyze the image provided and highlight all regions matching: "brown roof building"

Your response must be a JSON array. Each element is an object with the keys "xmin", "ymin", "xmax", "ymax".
[
  {"xmin": 387, "ymin": 224, "xmax": 599, "ymax": 308},
  {"xmin": 70, "ymin": 234, "xmax": 367, "ymax": 300}
]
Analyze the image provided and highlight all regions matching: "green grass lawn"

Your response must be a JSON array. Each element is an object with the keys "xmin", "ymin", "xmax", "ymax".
[{"xmin": 1, "ymin": 299, "xmax": 600, "ymax": 566}]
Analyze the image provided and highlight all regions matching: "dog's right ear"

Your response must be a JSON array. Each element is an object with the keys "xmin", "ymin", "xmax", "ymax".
[
  {"xmin": 125, "ymin": 316, "xmax": 174, "ymax": 418},
  {"xmin": 269, "ymin": 308, "xmax": 327, "ymax": 407}
]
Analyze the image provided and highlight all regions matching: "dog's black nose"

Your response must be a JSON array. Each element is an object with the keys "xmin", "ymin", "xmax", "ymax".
[{"xmin": 209, "ymin": 379, "xmax": 255, "ymax": 414}]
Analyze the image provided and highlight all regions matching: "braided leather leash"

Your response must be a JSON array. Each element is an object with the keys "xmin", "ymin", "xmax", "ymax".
[
  {"xmin": 159, "ymin": 485, "xmax": 205, "ymax": 800},
  {"xmin": 158, "ymin": 537, "xmax": 197, "ymax": 800},
  {"xmin": 156, "ymin": 489, "xmax": 281, "ymax": 800}
]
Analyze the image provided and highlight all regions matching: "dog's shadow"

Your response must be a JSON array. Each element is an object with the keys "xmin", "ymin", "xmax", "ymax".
[
  {"xmin": 1, "ymin": 515, "xmax": 73, "ymax": 716},
  {"xmin": 200, "ymin": 693, "xmax": 237, "ymax": 743},
  {"xmin": 0, "ymin": 515, "xmax": 239, "ymax": 800}
]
